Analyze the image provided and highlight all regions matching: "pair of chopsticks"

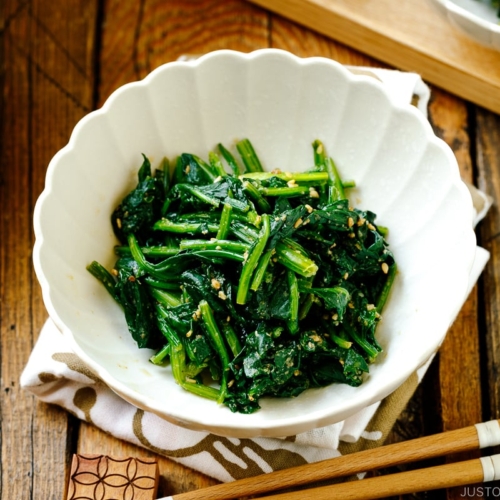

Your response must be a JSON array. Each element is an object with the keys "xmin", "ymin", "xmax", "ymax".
[{"xmin": 158, "ymin": 419, "xmax": 500, "ymax": 500}]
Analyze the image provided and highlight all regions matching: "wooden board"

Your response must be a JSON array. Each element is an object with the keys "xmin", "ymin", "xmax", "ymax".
[{"xmin": 247, "ymin": 0, "xmax": 500, "ymax": 114}]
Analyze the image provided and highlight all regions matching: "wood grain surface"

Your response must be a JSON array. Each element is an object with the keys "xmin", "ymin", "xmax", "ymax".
[
  {"xmin": 0, "ymin": 1, "xmax": 498, "ymax": 499},
  {"xmin": 247, "ymin": 0, "xmax": 500, "ymax": 114}
]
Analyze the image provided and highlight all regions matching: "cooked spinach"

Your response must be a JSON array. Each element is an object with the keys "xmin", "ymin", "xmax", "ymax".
[
  {"xmin": 492, "ymin": 0, "xmax": 500, "ymax": 17},
  {"xmin": 87, "ymin": 139, "xmax": 397, "ymax": 413}
]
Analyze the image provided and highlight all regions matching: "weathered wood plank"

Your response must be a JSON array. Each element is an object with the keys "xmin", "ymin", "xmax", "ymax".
[
  {"xmin": 427, "ymin": 89, "xmax": 483, "ymax": 500},
  {"xmin": 0, "ymin": 4, "xmax": 36, "ymax": 498},
  {"xmin": 0, "ymin": 0, "xmax": 98, "ymax": 498},
  {"xmin": 97, "ymin": 0, "xmax": 270, "ymax": 106},
  {"xmin": 428, "ymin": 88, "xmax": 482, "ymax": 433},
  {"xmin": 476, "ymin": 109, "xmax": 500, "ymax": 421},
  {"xmin": 247, "ymin": 0, "xmax": 500, "ymax": 114},
  {"xmin": 269, "ymin": 11, "xmax": 379, "ymax": 67}
]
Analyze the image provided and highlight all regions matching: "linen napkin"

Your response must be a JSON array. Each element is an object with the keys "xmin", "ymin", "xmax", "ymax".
[{"xmin": 21, "ymin": 66, "xmax": 491, "ymax": 483}]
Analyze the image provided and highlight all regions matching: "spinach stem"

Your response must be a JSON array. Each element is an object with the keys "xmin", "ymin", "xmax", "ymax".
[
  {"xmin": 114, "ymin": 245, "xmax": 180, "ymax": 258},
  {"xmin": 216, "ymin": 203, "xmax": 233, "ymax": 240},
  {"xmin": 237, "ymin": 213, "xmax": 271, "ymax": 305},
  {"xmin": 242, "ymin": 180, "xmax": 272, "ymax": 212},
  {"xmin": 275, "ymin": 240, "xmax": 318, "ymax": 277},
  {"xmin": 377, "ymin": 262, "xmax": 397, "ymax": 313},
  {"xmin": 209, "ymin": 151, "xmax": 227, "ymax": 177},
  {"xmin": 259, "ymin": 185, "xmax": 309, "ymax": 197},
  {"xmin": 180, "ymin": 239, "xmax": 249, "ymax": 253},
  {"xmin": 149, "ymin": 287, "xmax": 182, "ymax": 308},
  {"xmin": 287, "ymin": 270, "xmax": 300, "ymax": 334},
  {"xmin": 221, "ymin": 321, "xmax": 243, "ymax": 357},
  {"xmin": 176, "ymin": 183, "xmax": 220, "ymax": 207},
  {"xmin": 218, "ymin": 143, "xmax": 241, "ymax": 176},
  {"xmin": 150, "ymin": 344, "xmax": 170, "ymax": 365},
  {"xmin": 236, "ymin": 138, "xmax": 264, "ymax": 173},
  {"xmin": 199, "ymin": 300, "xmax": 231, "ymax": 404},
  {"xmin": 153, "ymin": 219, "xmax": 220, "ymax": 234},
  {"xmin": 250, "ymin": 248, "xmax": 273, "ymax": 292},
  {"xmin": 86, "ymin": 261, "xmax": 119, "ymax": 302}
]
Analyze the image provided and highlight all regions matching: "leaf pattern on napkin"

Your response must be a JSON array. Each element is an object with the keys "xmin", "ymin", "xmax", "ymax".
[
  {"xmin": 73, "ymin": 386, "xmax": 98, "ymax": 423},
  {"xmin": 52, "ymin": 352, "xmax": 100, "ymax": 382},
  {"xmin": 132, "ymin": 409, "xmax": 308, "ymax": 479}
]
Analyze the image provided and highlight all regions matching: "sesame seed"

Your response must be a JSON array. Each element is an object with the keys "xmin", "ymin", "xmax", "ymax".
[
  {"xmin": 348, "ymin": 217, "xmax": 354, "ymax": 228},
  {"xmin": 186, "ymin": 330, "xmax": 193, "ymax": 338},
  {"xmin": 228, "ymin": 379, "xmax": 235, "ymax": 388},
  {"xmin": 287, "ymin": 179, "xmax": 297, "ymax": 188},
  {"xmin": 309, "ymin": 187, "xmax": 320, "ymax": 198},
  {"xmin": 294, "ymin": 218, "xmax": 303, "ymax": 228},
  {"xmin": 305, "ymin": 204, "xmax": 314, "ymax": 213},
  {"xmin": 366, "ymin": 304, "xmax": 376, "ymax": 311},
  {"xmin": 218, "ymin": 291, "xmax": 227, "ymax": 300},
  {"xmin": 343, "ymin": 272, "xmax": 349, "ymax": 280},
  {"xmin": 211, "ymin": 278, "xmax": 221, "ymax": 290},
  {"xmin": 381, "ymin": 262, "xmax": 389, "ymax": 274},
  {"xmin": 185, "ymin": 165, "xmax": 191, "ymax": 174},
  {"xmin": 116, "ymin": 218, "xmax": 122, "ymax": 229},
  {"xmin": 368, "ymin": 223, "xmax": 376, "ymax": 231}
]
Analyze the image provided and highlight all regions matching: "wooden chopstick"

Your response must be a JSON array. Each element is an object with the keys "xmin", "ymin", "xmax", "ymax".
[
  {"xmin": 157, "ymin": 419, "xmax": 500, "ymax": 500},
  {"xmin": 254, "ymin": 453, "xmax": 500, "ymax": 500}
]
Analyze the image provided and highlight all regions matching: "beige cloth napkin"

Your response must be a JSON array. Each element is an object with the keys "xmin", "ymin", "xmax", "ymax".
[{"xmin": 21, "ymin": 67, "xmax": 491, "ymax": 483}]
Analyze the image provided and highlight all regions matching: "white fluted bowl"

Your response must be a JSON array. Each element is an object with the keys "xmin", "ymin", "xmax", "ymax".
[{"xmin": 33, "ymin": 49, "xmax": 476, "ymax": 438}]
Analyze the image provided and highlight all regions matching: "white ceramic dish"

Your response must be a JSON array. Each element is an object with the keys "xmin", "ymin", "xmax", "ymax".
[
  {"xmin": 429, "ymin": 0, "xmax": 500, "ymax": 50},
  {"xmin": 33, "ymin": 49, "xmax": 476, "ymax": 438}
]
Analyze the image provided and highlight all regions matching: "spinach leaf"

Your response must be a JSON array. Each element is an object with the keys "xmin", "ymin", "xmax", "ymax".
[{"xmin": 88, "ymin": 139, "xmax": 397, "ymax": 413}]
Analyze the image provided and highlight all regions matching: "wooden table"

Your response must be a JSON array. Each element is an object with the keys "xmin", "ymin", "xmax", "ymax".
[{"xmin": 1, "ymin": 1, "xmax": 499, "ymax": 498}]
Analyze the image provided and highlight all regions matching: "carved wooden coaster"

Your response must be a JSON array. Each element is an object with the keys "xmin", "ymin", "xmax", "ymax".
[{"xmin": 66, "ymin": 454, "xmax": 159, "ymax": 500}]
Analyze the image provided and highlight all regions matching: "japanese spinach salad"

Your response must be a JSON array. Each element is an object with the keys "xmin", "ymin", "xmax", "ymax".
[{"xmin": 88, "ymin": 139, "xmax": 397, "ymax": 414}]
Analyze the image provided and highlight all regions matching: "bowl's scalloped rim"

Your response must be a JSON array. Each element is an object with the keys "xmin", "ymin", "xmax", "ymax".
[{"xmin": 32, "ymin": 48, "xmax": 478, "ymax": 438}]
